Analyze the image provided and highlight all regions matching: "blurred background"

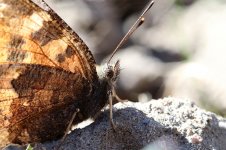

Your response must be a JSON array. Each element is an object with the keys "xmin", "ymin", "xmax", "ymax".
[{"xmin": 45, "ymin": 0, "xmax": 226, "ymax": 117}]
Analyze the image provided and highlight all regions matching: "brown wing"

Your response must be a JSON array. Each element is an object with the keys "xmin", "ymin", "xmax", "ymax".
[
  {"xmin": 0, "ymin": 0, "xmax": 98, "ymax": 146},
  {"xmin": 0, "ymin": 0, "xmax": 97, "ymax": 82},
  {"xmin": 0, "ymin": 64, "xmax": 91, "ymax": 146}
]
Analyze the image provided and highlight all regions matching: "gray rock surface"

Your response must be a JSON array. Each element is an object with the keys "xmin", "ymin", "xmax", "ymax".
[{"xmin": 30, "ymin": 97, "xmax": 226, "ymax": 150}]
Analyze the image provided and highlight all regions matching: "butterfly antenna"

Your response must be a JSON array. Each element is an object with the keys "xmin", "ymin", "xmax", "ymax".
[{"xmin": 107, "ymin": 0, "xmax": 154, "ymax": 65}]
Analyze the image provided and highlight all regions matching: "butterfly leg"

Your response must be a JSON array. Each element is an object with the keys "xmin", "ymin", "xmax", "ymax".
[
  {"xmin": 55, "ymin": 108, "xmax": 80, "ymax": 150},
  {"xmin": 112, "ymin": 85, "xmax": 128, "ymax": 103},
  {"xmin": 109, "ymin": 94, "xmax": 116, "ymax": 131}
]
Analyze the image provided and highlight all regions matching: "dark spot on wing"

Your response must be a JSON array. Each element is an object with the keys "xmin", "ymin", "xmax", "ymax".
[
  {"xmin": 56, "ymin": 47, "xmax": 76, "ymax": 63},
  {"xmin": 31, "ymin": 21, "xmax": 64, "ymax": 46},
  {"xmin": 7, "ymin": 51, "xmax": 27, "ymax": 62},
  {"xmin": 31, "ymin": 27, "xmax": 53, "ymax": 46},
  {"xmin": 9, "ymin": 35, "xmax": 25, "ymax": 49},
  {"xmin": 65, "ymin": 46, "xmax": 76, "ymax": 58},
  {"xmin": 7, "ymin": 35, "xmax": 27, "ymax": 62},
  {"xmin": 56, "ymin": 53, "xmax": 65, "ymax": 63}
]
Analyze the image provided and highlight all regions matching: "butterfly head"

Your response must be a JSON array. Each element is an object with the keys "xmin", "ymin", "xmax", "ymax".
[{"xmin": 104, "ymin": 60, "xmax": 120, "ymax": 83}]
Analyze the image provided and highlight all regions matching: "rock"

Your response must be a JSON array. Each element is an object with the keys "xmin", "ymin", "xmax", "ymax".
[
  {"xmin": 163, "ymin": 62, "xmax": 226, "ymax": 114},
  {"xmin": 31, "ymin": 97, "xmax": 226, "ymax": 150}
]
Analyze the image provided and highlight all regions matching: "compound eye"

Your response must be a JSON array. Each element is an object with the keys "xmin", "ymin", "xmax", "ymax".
[{"xmin": 106, "ymin": 69, "xmax": 114, "ymax": 79}]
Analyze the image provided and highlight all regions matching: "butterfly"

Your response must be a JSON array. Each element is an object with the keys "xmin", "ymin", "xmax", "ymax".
[
  {"xmin": 0, "ymin": 0, "xmax": 154, "ymax": 147},
  {"xmin": 0, "ymin": 0, "xmax": 123, "ymax": 147}
]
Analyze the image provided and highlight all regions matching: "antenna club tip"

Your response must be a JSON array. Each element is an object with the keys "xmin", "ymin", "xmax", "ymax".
[
  {"xmin": 137, "ymin": 17, "xmax": 145, "ymax": 27},
  {"xmin": 141, "ymin": 17, "xmax": 145, "ymax": 21}
]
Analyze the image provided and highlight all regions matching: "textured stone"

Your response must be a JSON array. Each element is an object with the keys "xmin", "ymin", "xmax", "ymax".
[{"xmin": 32, "ymin": 97, "xmax": 226, "ymax": 150}]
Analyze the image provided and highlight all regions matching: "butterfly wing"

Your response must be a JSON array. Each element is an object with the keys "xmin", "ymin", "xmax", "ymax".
[
  {"xmin": 0, "ymin": 0, "xmax": 98, "ymax": 146},
  {"xmin": 0, "ymin": 0, "xmax": 97, "ymax": 80}
]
